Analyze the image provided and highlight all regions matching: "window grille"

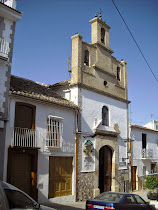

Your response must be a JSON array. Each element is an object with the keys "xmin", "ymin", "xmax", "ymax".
[{"xmin": 46, "ymin": 116, "xmax": 63, "ymax": 147}]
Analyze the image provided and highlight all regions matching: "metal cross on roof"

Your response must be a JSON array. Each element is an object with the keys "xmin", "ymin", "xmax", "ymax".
[{"xmin": 97, "ymin": 9, "xmax": 103, "ymax": 18}]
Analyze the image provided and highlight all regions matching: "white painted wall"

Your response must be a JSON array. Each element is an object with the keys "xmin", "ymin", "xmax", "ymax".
[
  {"xmin": 144, "ymin": 120, "xmax": 158, "ymax": 131},
  {"xmin": 81, "ymin": 89, "xmax": 128, "ymax": 171},
  {"xmin": 4, "ymin": 96, "xmax": 77, "ymax": 203},
  {"xmin": 131, "ymin": 127, "xmax": 158, "ymax": 176}
]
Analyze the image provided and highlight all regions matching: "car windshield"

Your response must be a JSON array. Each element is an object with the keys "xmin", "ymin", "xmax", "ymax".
[
  {"xmin": 4, "ymin": 189, "xmax": 37, "ymax": 209},
  {"xmin": 95, "ymin": 192, "xmax": 124, "ymax": 202}
]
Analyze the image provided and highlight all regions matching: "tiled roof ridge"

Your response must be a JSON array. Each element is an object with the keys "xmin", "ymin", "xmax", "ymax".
[
  {"xmin": 10, "ymin": 75, "xmax": 78, "ymax": 109},
  {"xmin": 49, "ymin": 79, "xmax": 71, "ymax": 87},
  {"xmin": 131, "ymin": 124, "xmax": 158, "ymax": 132}
]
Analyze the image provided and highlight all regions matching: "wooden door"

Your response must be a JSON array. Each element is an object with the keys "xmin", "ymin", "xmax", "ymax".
[
  {"xmin": 7, "ymin": 148, "xmax": 38, "ymax": 201},
  {"xmin": 99, "ymin": 146, "xmax": 112, "ymax": 193},
  {"xmin": 14, "ymin": 102, "xmax": 35, "ymax": 129},
  {"xmin": 8, "ymin": 153, "xmax": 31, "ymax": 195},
  {"xmin": 49, "ymin": 156, "xmax": 72, "ymax": 198},
  {"xmin": 131, "ymin": 166, "xmax": 137, "ymax": 190}
]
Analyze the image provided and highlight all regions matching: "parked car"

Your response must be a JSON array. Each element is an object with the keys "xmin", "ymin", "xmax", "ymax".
[
  {"xmin": 86, "ymin": 192, "xmax": 156, "ymax": 210},
  {"xmin": 0, "ymin": 181, "xmax": 55, "ymax": 209},
  {"xmin": 147, "ymin": 190, "xmax": 158, "ymax": 200}
]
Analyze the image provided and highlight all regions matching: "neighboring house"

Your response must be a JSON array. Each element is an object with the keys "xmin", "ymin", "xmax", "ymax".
[
  {"xmin": 3, "ymin": 75, "xmax": 78, "ymax": 203},
  {"xmin": 130, "ymin": 121, "xmax": 158, "ymax": 191},
  {"xmin": 52, "ymin": 15, "xmax": 130, "ymax": 200},
  {"xmin": 0, "ymin": 0, "xmax": 22, "ymax": 179}
]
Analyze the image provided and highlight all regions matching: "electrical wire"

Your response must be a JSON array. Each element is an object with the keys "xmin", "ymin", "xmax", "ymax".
[{"xmin": 112, "ymin": 0, "xmax": 158, "ymax": 84}]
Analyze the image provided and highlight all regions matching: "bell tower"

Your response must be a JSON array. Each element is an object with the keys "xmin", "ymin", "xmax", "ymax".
[{"xmin": 89, "ymin": 14, "xmax": 111, "ymax": 50}]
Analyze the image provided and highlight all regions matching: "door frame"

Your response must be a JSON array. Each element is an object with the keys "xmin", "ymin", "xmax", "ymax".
[
  {"xmin": 131, "ymin": 166, "xmax": 137, "ymax": 191},
  {"xmin": 7, "ymin": 147, "xmax": 38, "ymax": 201},
  {"xmin": 49, "ymin": 156, "xmax": 73, "ymax": 198},
  {"xmin": 94, "ymin": 136, "xmax": 118, "ymax": 197},
  {"xmin": 99, "ymin": 145, "xmax": 112, "ymax": 193}
]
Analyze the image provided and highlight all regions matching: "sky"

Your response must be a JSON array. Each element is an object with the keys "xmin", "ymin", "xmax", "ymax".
[{"xmin": 11, "ymin": 0, "xmax": 158, "ymax": 126}]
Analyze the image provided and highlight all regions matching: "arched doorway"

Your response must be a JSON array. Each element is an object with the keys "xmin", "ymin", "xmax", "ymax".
[{"xmin": 99, "ymin": 146, "xmax": 112, "ymax": 193}]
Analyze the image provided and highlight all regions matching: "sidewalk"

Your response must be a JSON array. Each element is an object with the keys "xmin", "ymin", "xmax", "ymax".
[
  {"xmin": 131, "ymin": 189, "xmax": 150, "ymax": 202},
  {"xmin": 41, "ymin": 201, "xmax": 86, "ymax": 210}
]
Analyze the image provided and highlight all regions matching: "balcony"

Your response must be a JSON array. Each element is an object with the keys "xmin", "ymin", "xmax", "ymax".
[
  {"xmin": 0, "ymin": 38, "xmax": 9, "ymax": 61},
  {"xmin": 11, "ymin": 127, "xmax": 41, "ymax": 148},
  {"xmin": 0, "ymin": 0, "xmax": 17, "ymax": 9},
  {"xmin": 141, "ymin": 148, "xmax": 153, "ymax": 159}
]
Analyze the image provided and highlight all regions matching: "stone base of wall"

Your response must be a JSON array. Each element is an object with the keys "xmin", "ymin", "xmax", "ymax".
[
  {"xmin": 118, "ymin": 169, "xmax": 131, "ymax": 192},
  {"xmin": 77, "ymin": 172, "xmax": 94, "ymax": 201}
]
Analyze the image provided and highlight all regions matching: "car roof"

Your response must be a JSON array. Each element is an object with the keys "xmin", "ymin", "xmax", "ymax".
[
  {"xmin": 98, "ymin": 191, "xmax": 141, "ymax": 197},
  {"xmin": 0, "ymin": 181, "xmax": 36, "ymax": 202},
  {"xmin": 0, "ymin": 181, "xmax": 22, "ymax": 191}
]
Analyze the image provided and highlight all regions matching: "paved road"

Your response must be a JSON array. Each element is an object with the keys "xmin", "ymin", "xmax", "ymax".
[
  {"xmin": 42, "ymin": 201, "xmax": 85, "ymax": 210},
  {"xmin": 41, "ymin": 189, "xmax": 155, "ymax": 210}
]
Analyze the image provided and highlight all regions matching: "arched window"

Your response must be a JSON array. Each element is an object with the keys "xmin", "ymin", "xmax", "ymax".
[
  {"xmin": 117, "ymin": 67, "xmax": 120, "ymax": 81},
  {"xmin": 101, "ymin": 28, "xmax": 105, "ymax": 44},
  {"xmin": 102, "ymin": 106, "xmax": 109, "ymax": 126},
  {"xmin": 84, "ymin": 50, "xmax": 89, "ymax": 66}
]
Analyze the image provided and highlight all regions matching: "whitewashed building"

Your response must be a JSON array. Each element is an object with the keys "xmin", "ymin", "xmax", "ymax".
[
  {"xmin": 52, "ymin": 15, "xmax": 130, "ymax": 200},
  {"xmin": 130, "ymin": 121, "xmax": 158, "ymax": 191},
  {"xmin": 4, "ymin": 75, "xmax": 78, "ymax": 203}
]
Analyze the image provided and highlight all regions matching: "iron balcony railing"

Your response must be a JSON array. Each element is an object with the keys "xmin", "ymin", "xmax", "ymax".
[
  {"xmin": 141, "ymin": 148, "xmax": 153, "ymax": 159},
  {"xmin": 0, "ymin": 38, "xmax": 9, "ymax": 56},
  {"xmin": 11, "ymin": 127, "xmax": 41, "ymax": 148}
]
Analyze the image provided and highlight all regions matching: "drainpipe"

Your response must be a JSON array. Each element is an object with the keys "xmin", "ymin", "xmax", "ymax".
[
  {"xmin": 75, "ymin": 133, "xmax": 78, "ymax": 202},
  {"xmin": 75, "ymin": 109, "xmax": 79, "ymax": 202}
]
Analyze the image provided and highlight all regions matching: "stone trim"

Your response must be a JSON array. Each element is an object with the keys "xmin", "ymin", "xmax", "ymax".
[
  {"xmin": 94, "ymin": 136, "xmax": 119, "ymax": 197},
  {"xmin": 71, "ymin": 83, "xmax": 130, "ymax": 104},
  {"xmin": 82, "ymin": 70, "xmax": 95, "ymax": 78},
  {"xmin": 2, "ymin": 20, "xmax": 15, "ymax": 119},
  {"xmin": 93, "ymin": 42, "xmax": 114, "ymax": 54},
  {"xmin": 89, "ymin": 17, "xmax": 111, "ymax": 30},
  {"xmin": 115, "ymin": 84, "xmax": 125, "ymax": 90},
  {"xmin": 93, "ymin": 64, "xmax": 116, "ymax": 78},
  {"xmin": 9, "ymin": 22, "xmax": 15, "ymax": 63}
]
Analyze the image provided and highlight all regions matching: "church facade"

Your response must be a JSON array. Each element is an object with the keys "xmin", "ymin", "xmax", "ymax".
[{"xmin": 53, "ymin": 15, "xmax": 130, "ymax": 200}]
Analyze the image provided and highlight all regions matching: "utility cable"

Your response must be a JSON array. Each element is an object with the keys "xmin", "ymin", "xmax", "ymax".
[{"xmin": 112, "ymin": 0, "xmax": 158, "ymax": 84}]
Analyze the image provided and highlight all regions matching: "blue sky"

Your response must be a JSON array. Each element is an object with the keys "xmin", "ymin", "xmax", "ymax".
[{"xmin": 12, "ymin": 0, "xmax": 158, "ymax": 125}]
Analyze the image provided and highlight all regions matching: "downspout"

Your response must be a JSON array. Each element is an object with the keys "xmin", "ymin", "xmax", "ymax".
[
  {"xmin": 75, "ymin": 109, "xmax": 79, "ymax": 202},
  {"xmin": 75, "ymin": 132, "xmax": 78, "ymax": 202}
]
